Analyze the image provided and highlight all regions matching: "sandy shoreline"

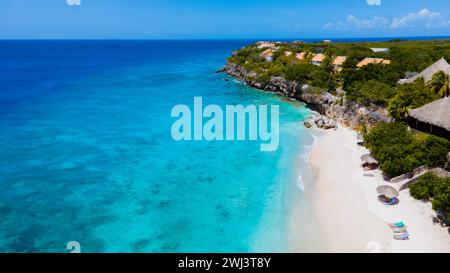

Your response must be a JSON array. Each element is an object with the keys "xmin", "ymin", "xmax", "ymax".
[{"xmin": 307, "ymin": 126, "xmax": 450, "ymax": 253}]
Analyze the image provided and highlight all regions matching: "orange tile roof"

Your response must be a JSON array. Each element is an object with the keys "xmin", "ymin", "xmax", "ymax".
[
  {"xmin": 311, "ymin": 53, "xmax": 326, "ymax": 63},
  {"xmin": 295, "ymin": 52, "xmax": 306, "ymax": 60},
  {"xmin": 356, "ymin": 57, "xmax": 391, "ymax": 68},
  {"xmin": 332, "ymin": 56, "xmax": 347, "ymax": 66},
  {"xmin": 260, "ymin": 49, "xmax": 274, "ymax": 58}
]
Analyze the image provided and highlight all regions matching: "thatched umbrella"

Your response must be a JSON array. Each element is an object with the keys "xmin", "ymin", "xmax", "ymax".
[
  {"xmin": 377, "ymin": 185, "xmax": 399, "ymax": 199},
  {"xmin": 361, "ymin": 154, "xmax": 378, "ymax": 165}
]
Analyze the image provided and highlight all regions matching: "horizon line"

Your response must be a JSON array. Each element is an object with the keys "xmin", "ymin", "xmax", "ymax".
[{"xmin": 1, "ymin": 35, "xmax": 450, "ymax": 42}]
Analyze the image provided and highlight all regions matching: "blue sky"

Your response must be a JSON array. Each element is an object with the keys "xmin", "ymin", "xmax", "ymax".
[{"xmin": 1, "ymin": 0, "xmax": 450, "ymax": 39}]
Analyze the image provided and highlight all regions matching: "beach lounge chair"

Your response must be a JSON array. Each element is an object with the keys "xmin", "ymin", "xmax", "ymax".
[
  {"xmin": 393, "ymin": 233, "xmax": 409, "ymax": 240},
  {"xmin": 392, "ymin": 227, "xmax": 407, "ymax": 233},
  {"xmin": 389, "ymin": 221, "xmax": 405, "ymax": 228}
]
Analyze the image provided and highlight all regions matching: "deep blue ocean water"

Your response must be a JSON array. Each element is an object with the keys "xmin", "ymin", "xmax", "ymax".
[{"xmin": 0, "ymin": 40, "xmax": 319, "ymax": 252}]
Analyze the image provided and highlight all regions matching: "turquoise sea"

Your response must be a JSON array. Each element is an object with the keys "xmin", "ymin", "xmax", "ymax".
[{"xmin": 0, "ymin": 40, "xmax": 319, "ymax": 252}]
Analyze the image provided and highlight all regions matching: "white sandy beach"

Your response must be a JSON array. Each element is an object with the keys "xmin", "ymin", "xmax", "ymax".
[{"xmin": 308, "ymin": 126, "xmax": 450, "ymax": 253}]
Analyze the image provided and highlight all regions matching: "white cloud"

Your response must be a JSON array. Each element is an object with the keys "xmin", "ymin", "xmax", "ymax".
[
  {"xmin": 367, "ymin": 0, "xmax": 381, "ymax": 6},
  {"xmin": 347, "ymin": 15, "xmax": 389, "ymax": 29},
  {"xmin": 391, "ymin": 9, "xmax": 449, "ymax": 28},
  {"xmin": 324, "ymin": 8, "xmax": 450, "ymax": 30},
  {"xmin": 324, "ymin": 15, "xmax": 388, "ymax": 30}
]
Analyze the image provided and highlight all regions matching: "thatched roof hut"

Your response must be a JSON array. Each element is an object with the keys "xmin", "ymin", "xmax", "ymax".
[
  {"xmin": 399, "ymin": 58, "xmax": 450, "ymax": 84},
  {"xmin": 408, "ymin": 96, "xmax": 450, "ymax": 138}
]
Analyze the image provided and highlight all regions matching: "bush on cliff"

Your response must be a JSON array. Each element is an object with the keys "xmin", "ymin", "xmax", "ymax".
[
  {"xmin": 347, "ymin": 80, "xmax": 396, "ymax": 106},
  {"xmin": 341, "ymin": 63, "xmax": 403, "ymax": 90},
  {"xmin": 228, "ymin": 46, "xmax": 264, "ymax": 65},
  {"xmin": 284, "ymin": 63, "xmax": 336, "ymax": 91},
  {"xmin": 285, "ymin": 63, "xmax": 317, "ymax": 83}
]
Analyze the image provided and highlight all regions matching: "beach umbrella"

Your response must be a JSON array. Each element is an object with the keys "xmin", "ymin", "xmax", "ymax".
[
  {"xmin": 361, "ymin": 154, "xmax": 378, "ymax": 165},
  {"xmin": 376, "ymin": 185, "xmax": 399, "ymax": 199}
]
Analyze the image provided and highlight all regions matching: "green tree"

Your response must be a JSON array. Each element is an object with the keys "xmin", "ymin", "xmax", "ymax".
[
  {"xmin": 347, "ymin": 80, "xmax": 396, "ymax": 106},
  {"xmin": 364, "ymin": 122, "xmax": 450, "ymax": 177},
  {"xmin": 285, "ymin": 63, "xmax": 317, "ymax": 83},
  {"xmin": 429, "ymin": 71, "xmax": 450, "ymax": 97},
  {"xmin": 388, "ymin": 78, "xmax": 440, "ymax": 120}
]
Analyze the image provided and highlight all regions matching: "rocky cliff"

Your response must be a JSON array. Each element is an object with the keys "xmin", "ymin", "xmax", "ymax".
[{"xmin": 221, "ymin": 61, "xmax": 391, "ymax": 129}]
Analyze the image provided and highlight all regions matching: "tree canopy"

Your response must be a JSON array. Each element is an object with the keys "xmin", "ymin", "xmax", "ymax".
[{"xmin": 364, "ymin": 122, "xmax": 450, "ymax": 178}]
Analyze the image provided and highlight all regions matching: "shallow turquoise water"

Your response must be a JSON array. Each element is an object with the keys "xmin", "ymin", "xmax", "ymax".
[{"xmin": 0, "ymin": 41, "xmax": 315, "ymax": 252}]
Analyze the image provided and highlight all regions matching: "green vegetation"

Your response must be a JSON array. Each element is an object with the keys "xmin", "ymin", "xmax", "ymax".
[
  {"xmin": 364, "ymin": 122, "xmax": 450, "ymax": 178},
  {"xmin": 229, "ymin": 40, "xmax": 450, "ymax": 215},
  {"xmin": 347, "ymin": 80, "xmax": 395, "ymax": 106},
  {"xmin": 388, "ymin": 78, "xmax": 440, "ymax": 119},
  {"xmin": 409, "ymin": 173, "xmax": 450, "ymax": 221},
  {"xmin": 228, "ymin": 39, "xmax": 450, "ymax": 113},
  {"xmin": 285, "ymin": 63, "xmax": 336, "ymax": 90},
  {"xmin": 429, "ymin": 70, "xmax": 450, "ymax": 97}
]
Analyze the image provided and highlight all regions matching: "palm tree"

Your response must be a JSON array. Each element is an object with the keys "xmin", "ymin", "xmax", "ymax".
[
  {"xmin": 388, "ymin": 98, "xmax": 412, "ymax": 119},
  {"xmin": 429, "ymin": 71, "xmax": 450, "ymax": 97}
]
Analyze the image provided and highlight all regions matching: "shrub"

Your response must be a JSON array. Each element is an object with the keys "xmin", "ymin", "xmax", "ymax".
[
  {"xmin": 409, "ymin": 173, "xmax": 437, "ymax": 200},
  {"xmin": 409, "ymin": 174, "xmax": 450, "ymax": 221},
  {"xmin": 364, "ymin": 122, "xmax": 450, "ymax": 177},
  {"xmin": 347, "ymin": 80, "xmax": 396, "ymax": 106},
  {"xmin": 284, "ymin": 63, "xmax": 317, "ymax": 83}
]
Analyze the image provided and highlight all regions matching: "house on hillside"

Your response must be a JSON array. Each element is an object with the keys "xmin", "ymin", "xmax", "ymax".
[
  {"xmin": 284, "ymin": 51, "xmax": 292, "ymax": 57},
  {"xmin": 257, "ymin": 41, "xmax": 276, "ymax": 49},
  {"xmin": 398, "ymin": 58, "xmax": 450, "ymax": 84},
  {"xmin": 332, "ymin": 56, "xmax": 347, "ymax": 72},
  {"xmin": 295, "ymin": 52, "xmax": 307, "ymax": 60},
  {"xmin": 260, "ymin": 48, "xmax": 274, "ymax": 61},
  {"xmin": 311, "ymin": 54, "xmax": 326, "ymax": 66},
  {"xmin": 408, "ymin": 96, "xmax": 450, "ymax": 139},
  {"xmin": 356, "ymin": 57, "xmax": 391, "ymax": 68}
]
